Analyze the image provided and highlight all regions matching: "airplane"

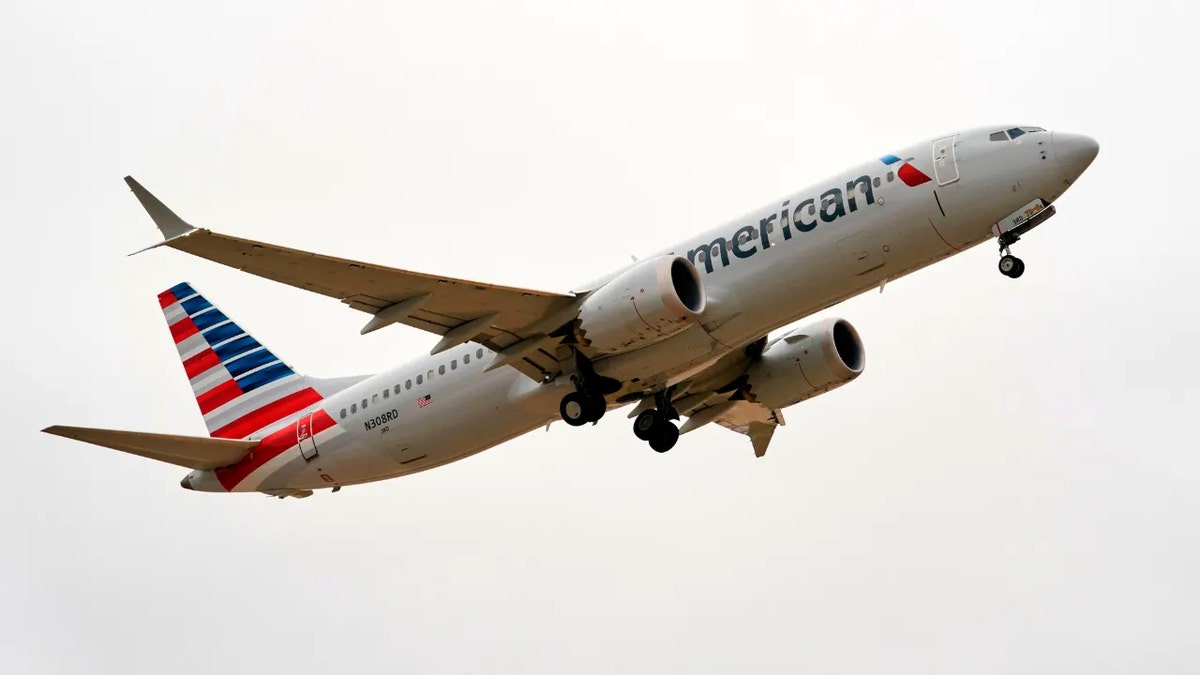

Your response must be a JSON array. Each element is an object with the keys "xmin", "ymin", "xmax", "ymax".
[{"xmin": 43, "ymin": 125, "xmax": 1098, "ymax": 498}]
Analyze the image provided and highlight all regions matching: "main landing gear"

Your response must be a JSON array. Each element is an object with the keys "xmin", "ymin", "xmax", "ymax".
[
  {"xmin": 558, "ymin": 349, "xmax": 619, "ymax": 427},
  {"xmin": 997, "ymin": 234, "xmax": 1025, "ymax": 279},
  {"xmin": 631, "ymin": 390, "xmax": 680, "ymax": 453},
  {"xmin": 556, "ymin": 349, "xmax": 680, "ymax": 452},
  {"xmin": 559, "ymin": 389, "xmax": 606, "ymax": 426}
]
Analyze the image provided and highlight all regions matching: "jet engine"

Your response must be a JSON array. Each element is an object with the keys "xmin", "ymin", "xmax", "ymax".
[
  {"xmin": 744, "ymin": 318, "xmax": 865, "ymax": 408},
  {"xmin": 574, "ymin": 255, "xmax": 706, "ymax": 354}
]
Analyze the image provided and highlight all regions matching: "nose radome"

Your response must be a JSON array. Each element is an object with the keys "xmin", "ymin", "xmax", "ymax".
[{"xmin": 1053, "ymin": 132, "xmax": 1099, "ymax": 182}]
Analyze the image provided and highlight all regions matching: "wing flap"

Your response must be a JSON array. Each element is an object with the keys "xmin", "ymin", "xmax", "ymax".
[
  {"xmin": 43, "ymin": 425, "xmax": 258, "ymax": 470},
  {"xmin": 678, "ymin": 400, "xmax": 784, "ymax": 458}
]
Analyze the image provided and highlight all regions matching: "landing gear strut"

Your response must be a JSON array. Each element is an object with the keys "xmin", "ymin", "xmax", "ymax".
[
  {"xmin": 631, "ymin": 389, "xmax": 680, "ymax": 453},
  {"xmin": 558, "ymin": 349, "xmax": 618, "ymax": 426},
  {"xmin": 997, "ymin": 235, "xmax": 1025, "ymax": 279}
]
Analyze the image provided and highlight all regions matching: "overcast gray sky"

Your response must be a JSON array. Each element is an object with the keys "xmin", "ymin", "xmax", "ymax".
[{"xmin": 3, "ymin": 1, "xmax": 1197, "ymax": 672}]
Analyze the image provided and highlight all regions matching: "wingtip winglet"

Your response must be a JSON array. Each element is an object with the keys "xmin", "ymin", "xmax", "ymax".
[{"xmin": 124, "ymin": 175, "xmax": 197, "ymax": 242}]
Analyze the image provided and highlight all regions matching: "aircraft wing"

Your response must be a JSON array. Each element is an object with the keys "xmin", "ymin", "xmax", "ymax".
[{"xmin": 125, "ymin": 177, "xmax": 577, "ymax": 381}]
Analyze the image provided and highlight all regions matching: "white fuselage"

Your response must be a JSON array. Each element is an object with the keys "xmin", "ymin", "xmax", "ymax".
[{"xmin": 186, "ymin": 126, "xmax": 1092, "ymax": 493}]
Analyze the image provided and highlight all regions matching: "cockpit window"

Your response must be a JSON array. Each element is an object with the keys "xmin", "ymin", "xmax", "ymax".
[{"xmin": 992, "ymin": 127, "xmax": 1046, "ymax": 142}]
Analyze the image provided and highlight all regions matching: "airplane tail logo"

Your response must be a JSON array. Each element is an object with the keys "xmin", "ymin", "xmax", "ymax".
[{"xmin": 158, "ymin": 282, "xmax": 324, "ymax": 440}]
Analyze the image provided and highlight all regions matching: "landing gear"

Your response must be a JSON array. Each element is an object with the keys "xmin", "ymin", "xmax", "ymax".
[
  {"xmin": 648, "ymin": 420, "xmax": 680, "ymax": 453},
  {"xmin": 558, "ymin": 349, "xmax": 617, "ymax": 426},
  {"xmin": 997, "ymin": 235, "xmax": 1026, "ymax": 279},
  {"xmin": 559, "ymin": 390, "xmax": 606, "ymax": 426},
  {"xmin": 631, "ymin": 390, "xmax": 680, "ymax": 452},
  {"xmin": 998, "ymin": 254, "xmax": 1025, "ymax": 278}
]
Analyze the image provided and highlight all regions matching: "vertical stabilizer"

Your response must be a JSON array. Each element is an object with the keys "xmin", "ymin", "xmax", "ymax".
[{"xmin": 158, "ymin": 282, "xmax": 324, "ymax": 439}]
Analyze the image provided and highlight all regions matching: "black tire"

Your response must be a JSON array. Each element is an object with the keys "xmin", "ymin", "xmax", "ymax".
[
  {"xmin": 648, "ymin": 421, "xmax": 680, "ymax": 453},
  {"xmin": 586, "ymin": 393, "xmax": 607, "ymax": 423},
  {"xmin": 633, "ymin": 410, "xmax": 660, "ymax": 441},
  {"xmin": 1010, "ymin": 258, "xmax": 1026, "ymax": 278},
  {"xmin": 998, "ymin": 255, "xmax": 1019, "ymax": 277},
  {"xmin": 560, "ymin": 392, "xmax": 590, "ymax": 426}
]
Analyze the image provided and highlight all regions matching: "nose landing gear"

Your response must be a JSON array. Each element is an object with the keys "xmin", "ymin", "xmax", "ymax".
[
  {"xmin": 997, "ymin": 234, "xmax": 1025, "ymax": 279},
  {"xmin": 998, "ymin": 252, "xmax": 1025, "ymax": 278}
]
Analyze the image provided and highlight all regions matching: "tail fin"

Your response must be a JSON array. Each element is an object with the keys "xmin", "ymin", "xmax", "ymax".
[{"xmin": 159, "ymin": 282, "xmax": 324, "ymax": 440}]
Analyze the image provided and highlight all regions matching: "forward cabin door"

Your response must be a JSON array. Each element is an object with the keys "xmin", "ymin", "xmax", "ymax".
[
  {"xmin": 932, "ymin": 136, "xmax": 960, "ymax": 186},
  {"xmin": 296, "ymin": 413, "xmax": 319, "ymax": 461}
]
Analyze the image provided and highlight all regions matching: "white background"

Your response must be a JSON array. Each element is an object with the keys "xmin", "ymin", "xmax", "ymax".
[{"xmin": 3, "ymin": 1, "xmax": 1197, "ymax": 672}]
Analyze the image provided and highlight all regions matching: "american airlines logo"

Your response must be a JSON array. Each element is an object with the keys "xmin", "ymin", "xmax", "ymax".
[{"xmin": 685, "ymin": 157, "xmax": 932, "ymax": 274}]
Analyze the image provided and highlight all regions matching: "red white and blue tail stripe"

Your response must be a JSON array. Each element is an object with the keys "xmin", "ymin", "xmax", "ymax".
[{"xmin": 158, "ymin": 282, "xmax": 324, "ymax": 440}]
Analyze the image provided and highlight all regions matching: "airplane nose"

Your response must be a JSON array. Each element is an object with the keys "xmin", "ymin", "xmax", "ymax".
[{"xmin": 1053, "ymin": 132, "xmax": 1099, "ymax": 182}]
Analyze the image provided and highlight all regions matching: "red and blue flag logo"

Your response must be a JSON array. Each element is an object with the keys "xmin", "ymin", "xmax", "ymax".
[{"xmin": 880, "ymin": 155, "xmax": 931, "ymax": 187}]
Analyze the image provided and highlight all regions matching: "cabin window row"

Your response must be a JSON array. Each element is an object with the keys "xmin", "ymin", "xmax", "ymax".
[{"xmin": 338, "ymin": 347, "xmax": 486, "ymax": 419}]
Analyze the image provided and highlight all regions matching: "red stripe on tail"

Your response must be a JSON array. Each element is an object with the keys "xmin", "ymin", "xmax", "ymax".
[
  {"xmin": 169, "ymin": 317, "xmax": 199, "ymax": 343},
  {"xmin": 196, "ymin": 379, "xmax": 243, "ymax": 415},
  {"xmin": 211, "ymin": 387, "xmax": 323, "ymax": 440},
  {"xmin": 183, "ymin": 349, "xmax": 221, "ymax": 379},
  {"xmin": 158, "ymin": 290, "xmax": 178, "ymax": 309}
]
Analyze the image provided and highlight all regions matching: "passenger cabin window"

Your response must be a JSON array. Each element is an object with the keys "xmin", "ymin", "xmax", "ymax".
[
  {"xmin": 477, "ymin": 348, "xmax": 484, "ymax": 359},
  {"xmin": 463, "ymin": 353, "xmax": 470, "ymax": 365},
  {"xmin": 451, "ymin": 359, "xmax": 457, "ymax": 370},
  {"xmin": 362, "ymin": 398, "xmax": 368, "ymax": 409},
  {"xmin": 393, "ymin": 384, "xmax": 401, "ymax": 395},
  {"xmin": 340, "ymin": 409, "xmax": 347, "ymax": 419},
  {"xmin": 351, "ymin": 403, "xmax": 357, "ymax": 413},
  {"xmin": 439, "ymin": 365, "xmax": 446, "ymax": 375},
  {"xmin": 372, "ymin": 394, "xmax": 379, "ymax": 404},
  {"xmin": 416, "ymin": 374, "xmax": 423, "ymax": 385},
  {"xmin": 383, "ymin": 389, "xmax": 389, "ymax": 399},
  {"xmin": 405, "ymin": 379, "xmax": 412, "ymax": 390},
  {"xmin": 428, "ymin": 369, "xmax": 434, "ymax": 380}
]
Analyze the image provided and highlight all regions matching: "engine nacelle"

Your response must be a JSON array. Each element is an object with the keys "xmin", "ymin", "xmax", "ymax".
[
  {"xmin": 575, "ymin": 255, "xmax": 706, "ymax": 354},
  {"xmin": 745, "ymin": 318, "xmax": 865, "ymax": 408}
]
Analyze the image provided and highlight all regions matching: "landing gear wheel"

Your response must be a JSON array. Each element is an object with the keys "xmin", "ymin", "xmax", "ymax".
[
  {"xmin": 648, "ymin": 420, "xmax": 679, "ymax": 453},
  {"xmin": 560, "ymin": 391, "xmax": 606, "ymax": 426},
  {"xmin": 998, "ymin": 254, "xmax": 1025, "ymax": 278},
  {"xmin": 586, "ymin": 393, "xmax": 607, "ymax": 423},
  {"xmin": 633, "ymin": 410, "xmax": 660, "ymax": 441},
  {"xmin": 559, "ymin": 392, "xmax": 591, "ymax": 427}
]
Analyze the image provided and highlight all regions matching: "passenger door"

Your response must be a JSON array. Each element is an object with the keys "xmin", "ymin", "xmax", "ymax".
[
  {"xmin": 932, "ymin": 136, "xmax": 960, "ymax": 186},
  {"xmin": 296, "ymin": 413, "xmax": 319, "ymax": 461}
]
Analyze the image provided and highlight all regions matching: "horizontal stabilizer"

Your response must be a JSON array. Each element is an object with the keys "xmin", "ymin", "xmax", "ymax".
[{"xmin": 43, "ymin": 425, "xmax": 257, "ymax": 470}]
